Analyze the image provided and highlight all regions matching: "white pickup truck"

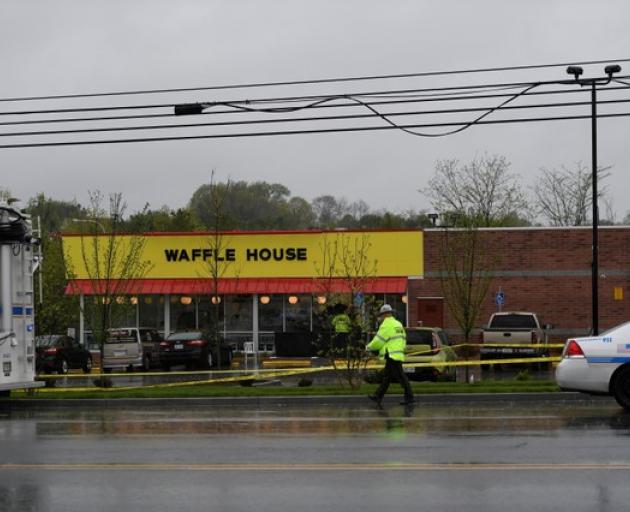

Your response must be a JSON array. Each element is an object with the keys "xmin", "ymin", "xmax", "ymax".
[{"xmin": 480, "ymin": 311, "xmax": 549, "ymax": 358}]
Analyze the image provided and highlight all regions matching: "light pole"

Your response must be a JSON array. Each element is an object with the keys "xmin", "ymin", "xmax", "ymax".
[
  {"xmin": 70, "ymin": 218, "xmax": 106, "ymax": 233},
  {"xmin": 565, "ymin": 64, "xmax": 622, "ymax": 335}
]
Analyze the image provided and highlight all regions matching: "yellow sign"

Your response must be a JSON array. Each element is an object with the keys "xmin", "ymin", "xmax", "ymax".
[{"xmin": 62, "ymin": 230, "xmax": 423, "ymax": 279}]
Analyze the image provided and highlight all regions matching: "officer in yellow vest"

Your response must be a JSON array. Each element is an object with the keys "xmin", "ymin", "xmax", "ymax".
[
  {"xmin": 366, "ymin": 304, "xmax": 415, "ymax": 406},
  {"xmin": 331, "ymin": 305, "xmax": 351, "ymax": 349}
]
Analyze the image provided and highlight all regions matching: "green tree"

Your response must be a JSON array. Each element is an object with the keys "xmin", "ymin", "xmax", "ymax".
[
  {"xmin": 190, "ymin": 180, "xmax": 311, "ymax": 230},
  {"xmin": 25, "ymin": 193, "xmax": 85, "ymax": 235},
  {"xmin": 33, "ymin": 235, "xmax": 79, "ymax": 335},
  {"xmin": 24, "ymin": 194, "xmax": 85, "ymax": 337},
  {"xmin": 124, "ymin": 206, "xmax": 202, "ymax": 233}
]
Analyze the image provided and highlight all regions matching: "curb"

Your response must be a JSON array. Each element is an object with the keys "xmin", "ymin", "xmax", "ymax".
[{"xmin": 0, "ymin": 392, "xmax": 617, "ymax": 408}]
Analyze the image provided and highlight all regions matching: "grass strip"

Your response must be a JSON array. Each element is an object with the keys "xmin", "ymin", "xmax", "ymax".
[{"xmin": 12, "ymin": 380, "xmax": 560, "ymax": 400}]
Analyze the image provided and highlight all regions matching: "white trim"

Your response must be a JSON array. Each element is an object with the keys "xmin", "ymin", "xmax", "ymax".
[{"xmin": 425, "ymin": 225, "xmax": 630, "ymax": 232}]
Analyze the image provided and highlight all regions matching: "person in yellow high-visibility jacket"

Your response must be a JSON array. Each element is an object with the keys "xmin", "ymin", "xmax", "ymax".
[
  {"xmin": 366, "ymin": 304, "xmax": 415, "ymax": 406},
  {"xmin": 331, "ymin": 306, "xmax": 351, "ymax": 350}
]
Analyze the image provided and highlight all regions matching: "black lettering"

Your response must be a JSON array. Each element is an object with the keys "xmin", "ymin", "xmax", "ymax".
[
  {"xmin": 164, "ymin": 249, "xmax": 179, "ymax": 262},
  {"xmin": 203, "ymin": 249, "xmax": 212, "ymax": 260},
  {"xmin": 192, "ymin": 249, "xmax": 201, "ymax": 261},
  {"xmin": 297, "ymin": 248, "xmax": 307, "ymax": 261},
  {"xmin": 226, "ymin": 248, "xmax": 236, "ymax": 261},
  {"xmin": 285, "ymin": 248, "xmax": 296, "ymax": 261},
  {"xmin": 247, "ymin": 248, "xmax": 258, "ymax": 261},
  {"xmin": 259, "ymin": 248, "xmax": 271, "ymax": 261},
  {"xmin": 273, "ymin": 248, "xmax": 284, "ymax": 261},
  {"xmin": 178, "ymin": 249, "xmax": 190, "ymax": 261}
]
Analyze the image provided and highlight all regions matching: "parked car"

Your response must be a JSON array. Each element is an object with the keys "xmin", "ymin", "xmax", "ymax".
[
  {"xmin": 556, "ymin": 321, "xmax": 630, "ymax": 411},
  {"xmin": 158, "ymin": 331, "xmax": 233, "ymax": 370},
  {"xmin": 404, "ymin": 327, "xmax": 457, "ymax": 381},
  {"xmin": 36, "ymin": 335, "xmax": 92, "ymax": 374},
  {"xmin": 102, "ymin": 327, "xmax": 162, "ymax": 372},
  {"xmin": 480, "ymin": 311, "xmax": 549, "ymax": 358}
]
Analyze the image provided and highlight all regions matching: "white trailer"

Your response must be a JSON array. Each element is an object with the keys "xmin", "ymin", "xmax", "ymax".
[{"xmin": 0, "ymin": 202, "xmax": 43, "ymax": 394}]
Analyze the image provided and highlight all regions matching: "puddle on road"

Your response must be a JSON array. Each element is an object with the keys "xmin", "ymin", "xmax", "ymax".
[{"xmin": 2, "ymin": 401, "xmax": 630, "ymax": 438}]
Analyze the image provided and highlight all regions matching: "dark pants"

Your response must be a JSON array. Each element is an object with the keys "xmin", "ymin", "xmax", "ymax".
[
  {"xmin": 375, "ymin": 356, "xmax": 414, "ymax": 401},
  {"xmin": 333, "ymin": 332, "xmax": 348, "ymax": 350}
]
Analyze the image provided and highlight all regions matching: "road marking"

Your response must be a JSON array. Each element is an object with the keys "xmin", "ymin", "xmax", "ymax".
[{"xmin": 1, "ymin": 463, "xmax": 629, "ymax": 471}]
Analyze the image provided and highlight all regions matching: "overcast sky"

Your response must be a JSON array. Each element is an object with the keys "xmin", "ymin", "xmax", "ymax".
[{"xmin": 2, "ymin": 1, "xmax": 630, "ymax": 220}]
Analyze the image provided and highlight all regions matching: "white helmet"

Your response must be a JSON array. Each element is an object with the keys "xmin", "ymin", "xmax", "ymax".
[{"xmin": 378, "ymin": 304, "xmax": 393, "ymax": 316}]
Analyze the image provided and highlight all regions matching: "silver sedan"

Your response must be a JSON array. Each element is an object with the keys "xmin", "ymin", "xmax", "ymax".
[{"xmin": 555, "ymin": 321, "xmax": 630, "ymax": 411}]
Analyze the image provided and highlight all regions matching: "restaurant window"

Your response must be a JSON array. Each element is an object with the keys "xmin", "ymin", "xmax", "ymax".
[
  {"xmin": 285, "ymin": 294, "xmax": 311, "ymax": 332},
  {"xmin": 139, "ymin": 295, "xmax": 164, "ymax": 332},
  {"xmin": 258, "ymin": 294, "xmax": 283, "ymax": 332},
  {"xmin": 198, "ymin": 296, "xmax": 225, "ymax": 332},
  {"xmin": 225, "ymin": 294, "xmax": 253, "ymax": 332},
  {"xmin": 170, "ymin": 295, "xmax": 196, "ymax": 332}
]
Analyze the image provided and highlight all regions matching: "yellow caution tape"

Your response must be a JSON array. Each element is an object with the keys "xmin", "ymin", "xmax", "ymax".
[{"xmin": 29, "ymin": 354, "xmax": 562, "ymax": 393}]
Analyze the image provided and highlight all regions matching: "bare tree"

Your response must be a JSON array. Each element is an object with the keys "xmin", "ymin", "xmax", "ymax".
[
  {"xmin": 64, "ymin": 191, "xmax": 152, "ymax": 377},
  {"xmin": 422, "ymin": 154, "xmax": 529, "ymax": 226},
  {"xmin": 533, "ymin": 163, "xmax": 612, "ymax": 226},
  {"xmin": 201, "ymin": 172, "xmax": 240, "ymax": 369},
  {"xmin": 438, "ymin": 218, "xmax": 494, "ymax": 381},
  {"xmin": 313, "ymin": 233, "xmax": 377, "ymax": 388}
]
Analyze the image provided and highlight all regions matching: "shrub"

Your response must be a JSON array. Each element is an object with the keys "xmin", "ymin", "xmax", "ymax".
[
  {"xmin": 515, "ymin": 369, "xmax": 530, "ymax": 381},
  {"xmin": 297, "ymin": 378, "xmax": 313, "ymax": 387},
  {"xmin": 92, "ymin": 377, "xmax": 113, "ymax": 388}
]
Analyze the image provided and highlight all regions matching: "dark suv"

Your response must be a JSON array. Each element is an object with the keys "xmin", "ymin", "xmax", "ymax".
[
  {"xmin": 158, "ymin": 331, "xmax": 233, "ymax": 370},
  {"xmin": 36, "ymin": 335, "xmax": 93, "ymax": 374}
]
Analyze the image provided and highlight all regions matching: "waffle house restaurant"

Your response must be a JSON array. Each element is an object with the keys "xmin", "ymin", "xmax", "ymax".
[{"xmin": 63, "ymin": 230, "xmax": 423, "ymax": 356}]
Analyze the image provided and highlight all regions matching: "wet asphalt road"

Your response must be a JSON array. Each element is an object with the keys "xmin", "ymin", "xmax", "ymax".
[{"xmin": 1, "ymin": 395, "xmax": 630, "ymax": 512}]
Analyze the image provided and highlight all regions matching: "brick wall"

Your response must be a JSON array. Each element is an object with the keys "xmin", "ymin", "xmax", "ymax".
[{"xmin": 408, "ymin": 227, "xmax": 630, "ymax": 342}]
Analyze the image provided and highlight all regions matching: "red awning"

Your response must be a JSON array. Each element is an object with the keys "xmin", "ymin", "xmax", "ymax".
[{"xmin": 65, "ymin": 277, "xmax": 407, "ymax": 296}]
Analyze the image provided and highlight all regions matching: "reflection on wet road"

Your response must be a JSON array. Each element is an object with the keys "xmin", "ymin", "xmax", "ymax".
[{"xmin": 1, "ymin": 397, "xmax": 630, "ymax": 511}]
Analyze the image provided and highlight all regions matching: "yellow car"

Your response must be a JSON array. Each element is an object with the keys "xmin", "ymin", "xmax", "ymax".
[{"xmin": 404, "ymin": 327, "xmax": 457, "ymax": 381}]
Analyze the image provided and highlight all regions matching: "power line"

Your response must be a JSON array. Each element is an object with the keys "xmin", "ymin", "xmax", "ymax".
[
  {"xmin": 1, "ymin": 58, "xmax": 629, "ymax": 103},
  {"xmin": 2, "ymin": 84, "xmax": 629, "ymax": 128},
  {"xmin": 2, "ymin": 111, "xmax": 630, "ymax": 149},
  {"xmin": 1, "ymin": 74, "xmax": 628, "ymax": 121},
  {"xmin": 5, "ymin": 96, "xmax": 630, "ymax": 138},
  {"xmin": 15, "ymin": 87, "xmax": 628, "ymax": 138}
]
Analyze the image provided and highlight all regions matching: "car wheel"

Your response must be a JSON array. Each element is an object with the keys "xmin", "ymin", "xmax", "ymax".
[
  {"xmin": 161, "ymin": 363, "xmax": 171, "ymax": 372},
  {"xmin": 613, "ymin": 366, "xmax": 630, "ymax": 411},
  {"xmin": 201, "ymin": 350, "xmax": 213, "ymax": 369},
  {"xmin": 58, "ymin": 359, "xmax": 68, "ymax": 375},
  {"xmin": 82, "ymin": 356, "xmax": 93, "ymax": 374}
]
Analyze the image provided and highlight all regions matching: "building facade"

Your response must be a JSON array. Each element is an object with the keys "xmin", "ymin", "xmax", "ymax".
[
  {"xmin": 409, "ymin": 226, "xmax": 630, "ymax": 342},
  {"xmin": 62, "ymin": 229, "xmax": 422, "ymax": 354},
  {"xmin": 63, "ymin": 226, "xmax": 630, "ymax": 353}
]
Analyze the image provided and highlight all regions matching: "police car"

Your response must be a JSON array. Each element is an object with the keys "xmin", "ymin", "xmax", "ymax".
[{"xmin": 555, "ymin": 321, "xmax": 630, "ymax": 410}]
